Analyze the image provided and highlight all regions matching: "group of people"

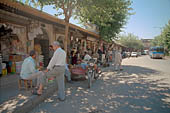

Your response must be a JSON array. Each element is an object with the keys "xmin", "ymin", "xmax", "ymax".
[
  {"xmin": 20, "ymin": 41, "xmax": 66, "ymax": 101},
  {"xmin": 20, "ymin": 41, "xmax": 123, "ymax": 101}
]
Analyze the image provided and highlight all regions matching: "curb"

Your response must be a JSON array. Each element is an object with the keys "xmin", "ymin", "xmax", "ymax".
[
  {"xmin": 1, "ymin": 83, "xmax": 57, "ymax": 113},
  {"xmin": 19, "ymin": 84, "xmax": 57, "ymax": 113}
]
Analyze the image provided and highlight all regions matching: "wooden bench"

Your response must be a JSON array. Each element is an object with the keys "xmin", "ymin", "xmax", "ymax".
[{"xmin": 18, "ymin": 78, "xmax": 32, "ymax": 90}]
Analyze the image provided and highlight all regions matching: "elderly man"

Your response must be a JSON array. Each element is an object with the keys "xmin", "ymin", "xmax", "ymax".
[
  {"xmin": 20, "ymin": 50, "xmax": 45, "ymax": 95},
  {"xmin": 45, "ymin": 41, "xmax": 66, "ymax": 101},
  {"xmin": 114, "ymin": 50, "xmax": 123, "ymax": 71}
]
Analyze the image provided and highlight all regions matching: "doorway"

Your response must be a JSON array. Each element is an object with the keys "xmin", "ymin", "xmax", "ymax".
[{"xmin": 34, "ymin": 38, "xmax": 49, "ymax": 67}]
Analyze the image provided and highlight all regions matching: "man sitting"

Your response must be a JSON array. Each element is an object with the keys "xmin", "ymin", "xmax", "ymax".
[
  {"xmin": 78, "ymin": 51, "xmax": 92, "ymax": 70},
  {"xmin": 20, "ymin": 50, "xmax": 45, "ymax": 95}
]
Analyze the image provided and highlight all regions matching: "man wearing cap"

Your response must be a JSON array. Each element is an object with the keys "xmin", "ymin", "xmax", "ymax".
[
  {"xmin": 20, "ymin": 50, "xmax": 45, "ymax": 95},
  {"xmin": 45, "ymin": 41, "xmax": 66, "ymax": 101}
]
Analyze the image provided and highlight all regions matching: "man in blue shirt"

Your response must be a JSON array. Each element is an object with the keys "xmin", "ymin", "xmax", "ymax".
[{"xmin": 20, "ymin": 50, "xmax": 45, "ymax": 95}]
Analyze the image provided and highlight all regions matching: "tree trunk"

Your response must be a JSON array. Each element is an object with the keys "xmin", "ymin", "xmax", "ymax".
[{"xmin": 64, "ymin": 22, "xmax": 69, "ymax": 53}]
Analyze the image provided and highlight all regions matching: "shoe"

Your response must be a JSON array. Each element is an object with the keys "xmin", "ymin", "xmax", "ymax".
[
  {"xmin": 58, "ymin": 98, "xmax": 65, "ymax": 101},
  {"xmin": 32, "ymin": 89, "xmax": 42, "ymax": 96}
]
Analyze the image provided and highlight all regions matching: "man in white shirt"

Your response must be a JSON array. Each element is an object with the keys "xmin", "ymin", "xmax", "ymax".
[
  {"xmin": 83, "ymin": 51, "xmax": 92, "ymax": 62},
  {"xmin": 45, "ymin": 41, "xmax": 66, "ymax": 101},
  {"xmin": 79, "ymin": 51, "xmax": 92, "ymax": 70}
]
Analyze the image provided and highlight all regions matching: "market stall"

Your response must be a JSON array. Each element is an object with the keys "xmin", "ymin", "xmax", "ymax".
[{"xmin": 0, "ymin": 23, "xmax": 27, "ymax": 76}]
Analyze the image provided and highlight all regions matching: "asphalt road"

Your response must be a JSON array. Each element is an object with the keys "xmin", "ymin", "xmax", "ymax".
[{"xmin": 30, "ymin": 55, "xmax": 170, "ymax": 113}]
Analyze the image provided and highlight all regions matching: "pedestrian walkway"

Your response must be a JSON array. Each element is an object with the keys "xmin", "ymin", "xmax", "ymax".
[{"xmin": 0, "ymin": 74, "xmax": 58, "ymax": 113}]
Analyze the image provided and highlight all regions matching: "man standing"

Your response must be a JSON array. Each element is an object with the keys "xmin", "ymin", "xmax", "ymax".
[
  {"xmin": 45, "ymin": 41, "xmax": 66, "ymax": 101},
  {"xmin": 114, "ymin": 50, "xmax": 123, "ymax": 71}
]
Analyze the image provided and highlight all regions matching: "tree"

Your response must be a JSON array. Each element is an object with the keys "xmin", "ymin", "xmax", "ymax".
[
  {"xmin": 76, "ymin": 0, "xmax": 132, "ymax": 42},
  {"xmin": 152, "ymin": 20, "xmax": 170, "ymax": 55},
  {"xmin": 118, "ymin": 33, "xmax": 144, "ymax": 50},
  {"xmin": 151, "ymin": 35, "xmax": 164, "ymax": 46},
  {"xmin": 50, "ymin": 0, "xmax": 79, "ymax": 53},
  {"xmin": 162, "ymin": 20, "xmax": 170, "ymax": 52}
]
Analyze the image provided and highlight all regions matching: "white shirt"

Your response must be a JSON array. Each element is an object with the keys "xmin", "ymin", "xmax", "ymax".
[
  {"xmin": 20, "ymin": 56, "xmax": 38, "ymax": 79},
  {"xmin": 47, "ymin": 48, "xmax": 66, "ymax": 70},
  {"xmin": 84, "ymin": 54, "xmax": 92, "ymax": 61}
]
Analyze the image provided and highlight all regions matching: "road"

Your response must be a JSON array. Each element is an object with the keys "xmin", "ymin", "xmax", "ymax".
[{"xmin": 30, "ymin": 55, "xmax": 170, "ymax": 113}]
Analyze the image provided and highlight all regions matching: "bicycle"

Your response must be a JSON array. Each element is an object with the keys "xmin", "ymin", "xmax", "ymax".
[{"xmin": 87, "ymin": 59, "xmax": 100, "ymax": 88}]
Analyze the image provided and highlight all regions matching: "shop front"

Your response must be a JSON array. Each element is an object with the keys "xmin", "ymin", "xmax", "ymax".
[
  {"xmin": 0, "ymin": 14, "xmax": 28, "ymax": 76},
  {"xmin": 0, "ymin": 0, "xmax": 101, "ymax": 77},
  {"xmin": 0, "ymin": 1, "xmax": 63, "ymax": 76}
]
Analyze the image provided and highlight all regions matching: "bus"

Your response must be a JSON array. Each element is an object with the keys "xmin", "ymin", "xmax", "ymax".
[{"xmin": 149, "ymin": 46, "xmax": 164, "ymax": 59}]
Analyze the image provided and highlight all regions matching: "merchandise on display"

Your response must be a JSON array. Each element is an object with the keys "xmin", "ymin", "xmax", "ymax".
[
  {"xmin": 39, "ymin": 55, "xmax": 44, "ymax": 67},
  {"xmin": 15, "ymin": 61, "xmax": 23, "ymax": 73}
]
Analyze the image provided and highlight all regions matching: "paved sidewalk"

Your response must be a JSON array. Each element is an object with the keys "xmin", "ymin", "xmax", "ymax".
[
  {"xmin": 0, "ymin": 74, "xmax": 58, "ymax": 113},
  {"xmin": 0, "ymin": 65, "xmax": 109, "ymax": 113},
  {"xmin": 30, "ymin": 56, "xmax": 170, "ymax": 113}
]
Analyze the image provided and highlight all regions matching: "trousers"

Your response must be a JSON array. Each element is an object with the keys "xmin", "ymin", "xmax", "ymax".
[
  {"xmin": 21, "ymin": 71, "xmax": 45, "ymax": 86},
  {"xmin": 45, "ymin": 66, "xmax": 65, "ymax": 100},
  {"xmin": 114, "ymin": 62, "xmax": 122, "ymax": 71}
]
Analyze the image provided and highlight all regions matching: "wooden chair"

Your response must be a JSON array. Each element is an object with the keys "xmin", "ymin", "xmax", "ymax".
[{"xmin": 18, "ymin": 77, "xmax": 32, "ymax": 90}]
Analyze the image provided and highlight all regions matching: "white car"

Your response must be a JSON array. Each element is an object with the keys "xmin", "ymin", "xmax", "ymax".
[{"xmin": 131, "ymin": 52, "xmax": 138, "ymax": 57}]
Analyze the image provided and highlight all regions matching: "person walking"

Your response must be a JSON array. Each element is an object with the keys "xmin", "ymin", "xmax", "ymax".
[
  {"xmin": 114, "ymin": 50, "xmax": 123, "ymax": 71},
  {"xmin": 45, "ymin": 41, "xmax": 66, "ymax": 101}
]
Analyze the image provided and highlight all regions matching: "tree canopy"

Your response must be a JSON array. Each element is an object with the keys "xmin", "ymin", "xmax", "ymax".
[
  {"xmin": 152, "ymin": 20, "xmax": 170, "ymax": 53},
  {"xmin": 118, "ymin": 33, "xmax": 144, "ymax": 50},
  {"xmin": 76, "ymin": 0, "xmax": 132, "ymax": 42}
]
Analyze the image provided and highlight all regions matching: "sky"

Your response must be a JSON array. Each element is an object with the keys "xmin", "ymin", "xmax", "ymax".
[
  {"xmin": 123, "ymin": 0, "xmax": 170, "ymax": 39},
  {"xmin": 42, "ymin": 0, "xmax": 170, "ymax": 39}
]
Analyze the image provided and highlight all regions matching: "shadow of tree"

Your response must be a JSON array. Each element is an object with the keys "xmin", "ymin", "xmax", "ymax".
[
  {"xmin": 103, "ymin": 65, "xmax": 160, "ymax": 76},
  {"xmin": 31, "ymin": 65, "xmax": 170, "ymax": 113}
]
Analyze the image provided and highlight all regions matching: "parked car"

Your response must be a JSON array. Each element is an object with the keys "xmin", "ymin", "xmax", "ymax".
[
  {"xmin": 126, "ymin": 52, "xmax": 131, "ymax": 57},
  {"xmin": 138, "ymin": 52, "xmax": 141, "ymax": 56},
  {"xmin": 131, "ymin": 52, "xmax": 138, "ymax": 57}
]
